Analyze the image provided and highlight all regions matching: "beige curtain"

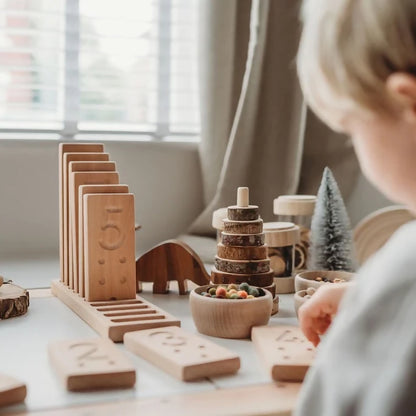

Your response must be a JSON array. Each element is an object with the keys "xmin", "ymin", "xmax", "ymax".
[{"xmin": 189, "ymin": 0, "xmax": 359, "ymax": 237}]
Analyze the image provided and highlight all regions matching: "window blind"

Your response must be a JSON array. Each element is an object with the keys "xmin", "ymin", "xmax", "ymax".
[{"xmin": 0, "ymin": 0, "xmax": 200, "ymax": 140}]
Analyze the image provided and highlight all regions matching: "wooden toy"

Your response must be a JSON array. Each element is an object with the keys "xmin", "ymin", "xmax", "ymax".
[
  {"xmin": 51, "ymin": 280, "xmax": 180, "ymax": 342},
  {"xmin": 60, "ymin": 147, "xmax": 108, "ymax": 285},
  {"xmin": 124, "ymin": 326, "xmax": 240, "ymax": 381},
  {"xmin": 136, "ymin": 240, "xmax": 210, "ymax": 294},
  {"xmin": 68, "ymin": 162, "xmax": 117, "ymax": 291},
  {"xmin": 251, "ymin": 325, "xmax": 316, "ymax": 382},
  {"xmin": 294, "ymin": 270, "xmax": 355, "ymax": 292},
  {"xmin": 48, "ymin": 338, "xmax": 136, "ymax": 391},
  {"xmin": 78, "ymin": 184, "xmax": 129, "ymax": 297},
  {"xmin": 212, "ymin": 188, "xmax": 275, "ymax": 300},
  {"xmin": 0, "ymin": 282, "xmax": 29, "ymax": 319},
  {"xmin": 189, "ymin": 284, "xmax": 272, "ymax": 339},
  {"xmin": 0, "ymin": 374, "xmax": 26, "ymax": 407},
  {"xmin": 84, "ymin": 193, "xmax": 136, "ymax": 302}
]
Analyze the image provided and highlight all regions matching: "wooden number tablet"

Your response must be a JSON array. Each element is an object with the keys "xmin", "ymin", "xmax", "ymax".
[
  {"xmin": 84, "ymin": 193, "xmax": 136, "ymax": 302},
  {"xmin": 59, "ymin": 144, "xmax": 105, "ymax": 284},
  {"xmin": 68, "ymin": 161, "xmax": 116, "ymax": 292},
  {"xmin": 0, "ymin": 374, "xmax": 26, "ymax": 407},
  {"xmin": 68, "ymin": 171, "xmax": 119, "ymax": 289},
  {"xmin": 48, "ymin": 338, "xmax": 136, "ymax": 391},
  {"xmin": 78, "ymin": 184, "xmax": 129, "ymax": 297},
  {"xmin": 251, "ymin": 325, "xmax": 316, "ymax": 382},
  {"xmin": 124, "ymin": 326, "xmax": 240, "ymax": 381}
]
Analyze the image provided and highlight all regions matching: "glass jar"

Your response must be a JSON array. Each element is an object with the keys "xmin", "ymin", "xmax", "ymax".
[{"xmin": 273, "ymin": 195, "xmax": 316, "ymax": 270}]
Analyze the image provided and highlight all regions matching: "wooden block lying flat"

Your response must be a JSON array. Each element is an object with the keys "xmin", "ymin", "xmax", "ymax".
[
  {"xmin": 124, "ymin": 326, "xmax": 240, "ymax": 381},
  {"xmin": 49, "ymin": 338, "xmax": 136, "ymax": 391},
  {"xmin": 251, "ymin": 325, "xmax": 316, "ymax": 382},
  {"xmin": 217, "ymin": 243, "xmax": 268, "ymax": 260},
  {"xmin": 0, "ymin": 374, "xmax": 26, "ymax": 407},
  {"xmin": 84, "ymin": 193, "xmax": 136, "ymax": 302},
  {"xmin": 221, "ymin": 232, "xmax": 265, "ymax": 247},
  {"xmin": 214, "ymin": 256, "xmax": 270, "ymax": 274},
  {"xmin": 68, "ymin": 171, "xmax": 119, "ymax": 289},
  {"xmin": 60, "ymin": 147, "xmax": 107, "ymax": 285},
  {"xmin": 51, "ymin": 280, "xmax": 181, "ymax": 342},
  {"xmin": 211, "ymin": 267, "xmax": 274, "ymax": 286},
  {"xmin": 78, "ymin": 184, "xmax": 129, "ymax": 297}
]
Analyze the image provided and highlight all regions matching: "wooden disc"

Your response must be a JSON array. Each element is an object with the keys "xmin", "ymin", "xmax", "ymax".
[
  {"xmin": 0, "ymin": 283, "xmax": 29, "ymax": 319},
  {"xmin": 227, "ymin": 206, "xmax": 259, "ymax": 221},
  {"xmin": 217, "ymin": 244, "xmax": 268, "ymax": 260},
  {"xmin": 223, "ymin": 219, "xmax": 263, "ymax": 234},
  {"xmin": 263, "ymin": 282, "xmax": 276, "ymax": 297},
  {"xmin": 221, "ymin": 232, "xmax": 265, "ymax": 247},
  {"xmin": 214, "ymin": 256, "xmax": 270, "ymax": 274},
  {"xmin": 211, "ymin": 268, "xmax": 274, "ymax": 286}
]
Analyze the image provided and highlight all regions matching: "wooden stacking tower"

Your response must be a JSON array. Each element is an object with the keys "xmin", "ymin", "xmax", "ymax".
[{"xmin": 211, "ymin": 188, "xmax": 274, "ymax": 291}]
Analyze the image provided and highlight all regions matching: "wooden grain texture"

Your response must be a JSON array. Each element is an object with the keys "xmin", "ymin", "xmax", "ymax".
[
  {"xmin": 63, "ymin": 153, "xmax": 111, "ymax": 286},
  {"xmin": 136, "ymin": 240, "xmax": 210, "ymax": 294},
  {"xmin": 68, "ymin": 171, "xmax": 119, "ymax": 289},
  {"xmin": 274, "ymin": 276, "xmax": 295, "ymax": 294},
  {"xmin": 211, "ymin": 267, "xmax": 274, "ymax": 286},
  {"xmin": 217, "ymin": 243, "xmax": 268, "ymax": 260},
  {"xmin": 227, "ymin": 205, "xmax": 259, "ymax": 221},
  {"xmin": 84, "ymin": 193, "xmax": 135, "ymax": 302},
  {"xmin": 189, "ymin": 285, "xmax": 272, "ymax": 339},
  {"xmin": 223, "ymin": 218, "xmax": 263, "ymax": 234},
  {"xmin": 48, "ymin": 338, "xmax": 136, "ymax": 391},
  {"xmin": 124, "ymin": 326, "xmax": 240, "ymax": 381},
  {"xmin": 68, "ymin": 161, "xmax": 116, "ymax": 291},
  {"xmin": 214, "ymin": 256, "xmax": 270, "ymax": 274},
  {"xmin": 221, "ymin": 232, "xmax": 265, "ymax": 247},
  {"xmin": 7, "ymin": 382, "xmax": 300, "ymax": 416},
  {"xmin": 0, "ymin": 374, "xmax": 26, "ymax": 407},
  {"xmin": 59, "ymin": 146, "xmax": 106, "ymax": 285},
  {"xmin": 251, "ymin": 325, "xmax": 316, "ymax": 382},
  {"xmin": 0, "ymin": 283, "xmax": 29, "ymax": 319},
  {"xmin": 51, "ymin": 280, "xmax": 181, "ymax": 342},
  {"xmin": 78, "ymin": 185, "xmax": 129, "ymax": 297}
]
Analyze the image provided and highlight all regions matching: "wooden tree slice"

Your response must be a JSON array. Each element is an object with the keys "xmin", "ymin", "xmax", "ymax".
[
  {"xmin": 0, "ymin": 283, "xmax": 29, "ymax": 319},
  {"xmin": 223, "ymin": 219, "xmax": 263, "ymax": 234},
  {"xmin": 214, "ymin": 256, "xmax": 270, "ymax": 274},
  {"xmin": 221, "ymin": 233, "xmax": 265, "ymax": 247},
  {"xmin": 211, "ymin": 268, "xmax": 274, "ymax": 286},
  {"xmin": 227, "ymin": 206, "xmax": 259, "ymax": 221},
  {"xmin": 217, "ymin": 244, "xmax": 268, "ymax": 260}
]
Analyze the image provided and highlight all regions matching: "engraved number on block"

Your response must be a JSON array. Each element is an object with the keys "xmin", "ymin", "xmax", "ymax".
[
  {"xmin": 70, "ymin": 342, "xmax": 114, "ymax": 367},
  {"xmin": 99, "ymin": 207, "xmax": 125, "ymax": 251}
]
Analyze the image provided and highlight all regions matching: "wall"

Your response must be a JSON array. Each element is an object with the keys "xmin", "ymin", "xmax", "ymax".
[{"xmin": 0, "ymin": 140, "xmax": 204, "ymax": 257}]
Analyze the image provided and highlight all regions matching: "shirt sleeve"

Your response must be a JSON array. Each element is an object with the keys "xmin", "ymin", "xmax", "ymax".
[{"xmin": 295, "ymin": 221, "xmax": 416, "ymax": 416}]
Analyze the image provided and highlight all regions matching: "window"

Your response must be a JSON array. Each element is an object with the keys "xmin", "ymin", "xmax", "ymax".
[{"xmin": 0, "ymin": 0, "xmax": 200, "ymax": 140}]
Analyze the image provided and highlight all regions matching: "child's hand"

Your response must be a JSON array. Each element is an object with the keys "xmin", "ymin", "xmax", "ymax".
[{"xmin": 298, "ymin": 283, "xmax": 352, "ymax": 347}]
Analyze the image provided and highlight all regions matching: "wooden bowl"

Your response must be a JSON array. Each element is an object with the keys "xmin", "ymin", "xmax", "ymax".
[
  {"xmin": 189, "ymin": 284, "xmax": 273, "ymax": 339},
  {"xmin": 294, "ymin": 270, "xmax": 355, "ymax": 292}
]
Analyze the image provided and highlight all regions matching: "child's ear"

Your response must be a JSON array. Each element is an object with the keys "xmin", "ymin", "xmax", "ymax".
[{"xmin": 386, "ymin": 73, "xmax": 416, "ymax": 123}]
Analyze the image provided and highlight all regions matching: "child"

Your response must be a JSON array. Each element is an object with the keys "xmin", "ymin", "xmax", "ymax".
[{"xmin": 295, "ymin": 0, "xmax": 416, "ymax": 415}]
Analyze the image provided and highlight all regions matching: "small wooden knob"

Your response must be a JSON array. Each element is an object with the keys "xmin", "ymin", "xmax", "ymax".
[{"xmin": 237, "ymin": 187, "xmax": 249, "ymax": 207}]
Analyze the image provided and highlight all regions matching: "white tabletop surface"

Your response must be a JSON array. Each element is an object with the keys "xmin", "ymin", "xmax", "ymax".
[{"xmin": 0, "ymin": 259, "xmax": 298, "ymax": 415}]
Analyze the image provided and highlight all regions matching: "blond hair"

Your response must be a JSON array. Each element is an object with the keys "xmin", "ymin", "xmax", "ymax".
[{"xmin": 297, "ymin": 0, "xmax": 416, "ymax": 128}]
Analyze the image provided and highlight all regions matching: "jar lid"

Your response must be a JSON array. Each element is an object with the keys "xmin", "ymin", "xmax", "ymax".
[
  {"xmin": 273, "ymin": 195, "xmax": 316, "ymax": 216},
  {"xmin": 264, "ymin": 222, "xmax": 300, "ymax": 246},
  {"xmin": 212, "ymin": 207, "xmax": 228, "ymax": 230}
]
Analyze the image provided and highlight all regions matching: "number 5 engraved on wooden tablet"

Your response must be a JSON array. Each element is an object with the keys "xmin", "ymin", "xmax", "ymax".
[
  {"xmin": 78, "ymin": 184, "xmax": 129, "ymax": 297},
  {"xmin": 48, "ymin": 338, "xmax": 136, "ymax": 391},
  {"xmin": 251, "ymin": 325, "xmax": 316, "ymax": 382},
  {"xmin": 124, "ymin": 326, "xmax": 240, "ymax": 381},
  {"xmin": 68, "ymin": 161, "xmax": 117, "ymax": 292},
  {"xmin": 84, "ymin": 193, "xmax": 136, "ymax": 301}
]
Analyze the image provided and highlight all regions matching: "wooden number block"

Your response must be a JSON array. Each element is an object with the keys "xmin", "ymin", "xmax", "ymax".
[
  {"xmin": 68, "ymin": 161, "xmax": 117, "ymax": 292},
  {"xmin": 68, "ymin": 171, "xmax": 119, "ymax": 290},
  {"xmin": 78, "ymin": 184, "xmax": 129, "ymax": 297},
  {"xmin": 59, "ymin": 146, "xmax": 106, "ymax": 285},
  {"xmin": 124, "ymin": 326, "xmax": 240, "ymax": 381},
  {"xmin": 0, "ymin": 374, "xmax": 26, "ymax": 407},
  {"xmin": 84, "ymin": 193, "xmax": 136, "ymax": 302},
  {"xmin": 48, "ymin": 338, "xmax": 136, "ymax": 391},
  {"xmin": 251, "ymin": 325, "xmax": 316, "ymax": 382}
]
